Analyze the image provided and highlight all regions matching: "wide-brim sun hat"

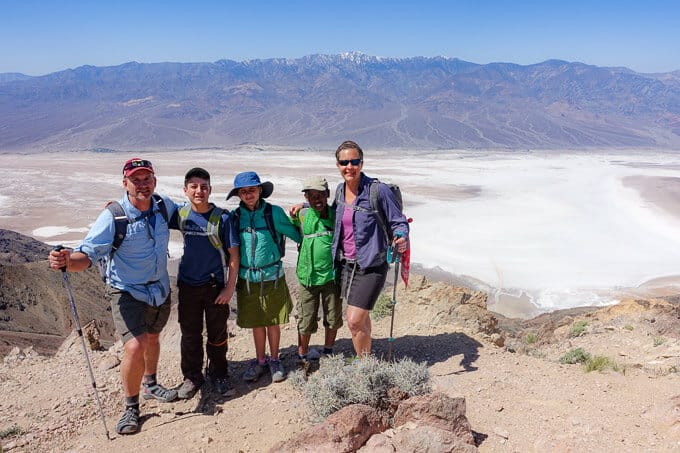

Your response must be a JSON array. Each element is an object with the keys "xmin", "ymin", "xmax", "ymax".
[{"xmin": 227, "ymin": 171, "xmax": 274, "ymax": 200}]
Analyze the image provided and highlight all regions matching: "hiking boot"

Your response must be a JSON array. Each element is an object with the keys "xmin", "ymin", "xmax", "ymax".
[
  {"xmin": 116, "ymin": 405, "xmax": 140, "ymax": 435},
  {"xmin": 177, "ymin": 378, "xmax": 201, "ymax": 400},
  {"xmin": 142, "ymin": 383, "xmax": 178, "ymax": 402},
  {"xmin": 243, "ymin": 359, "xmax": 267, "ymax": 382},
  {"xmin": 269, "ymin": 359, "xmax": 286, "ymax": 383},
  {"xmin": 213, "ymin": 377, "xmax": 236, "ymax": 397}
]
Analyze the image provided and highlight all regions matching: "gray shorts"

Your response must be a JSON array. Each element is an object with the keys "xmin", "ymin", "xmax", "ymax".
[{"xmin": 110, "ymin": 291, "xmax": 171, "ymax": 343}]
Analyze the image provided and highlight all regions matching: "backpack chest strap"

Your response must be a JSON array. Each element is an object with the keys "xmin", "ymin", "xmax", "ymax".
[{"xmin": 303, "ymin": 230, "xmax": 333, "ymax": 239}]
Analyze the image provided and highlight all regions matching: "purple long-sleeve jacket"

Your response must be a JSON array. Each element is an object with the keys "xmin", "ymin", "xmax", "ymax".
[{"xmin": 332, "ymin": 172, "xmax": 409, "ymax": 269}]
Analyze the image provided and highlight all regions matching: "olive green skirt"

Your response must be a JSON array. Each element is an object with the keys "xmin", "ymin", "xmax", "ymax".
[{"xmin": 236, "ymin": 276, "xmax": 293, "ymax": 328}]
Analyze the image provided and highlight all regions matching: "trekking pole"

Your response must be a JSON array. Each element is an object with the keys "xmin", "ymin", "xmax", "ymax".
[
  {"xmin": 54, "ymin": 246, "xmax": 110, "ymax": 440},
  {"xmin": 386, "ymin": 239, "xmax": 402, "ymax": 362}
]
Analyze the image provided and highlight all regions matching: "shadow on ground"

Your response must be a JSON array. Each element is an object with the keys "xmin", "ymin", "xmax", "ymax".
[{"xmin": 177, "ymin": 331, "xmax": 481, "ymax": 416}]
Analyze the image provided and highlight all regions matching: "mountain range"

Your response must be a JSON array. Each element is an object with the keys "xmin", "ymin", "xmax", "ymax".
[{"xmin": 1, "ymin": 52, "xmax": 679, "ymax": 152}]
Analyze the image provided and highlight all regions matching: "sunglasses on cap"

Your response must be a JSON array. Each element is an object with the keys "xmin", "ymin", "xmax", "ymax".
[
  {"xmin": 123, "ymin": 159, "xmax": 153, "ymax": 173},
  {"xmin": 337, "ymin": 158, "xmax": 362, "ymax": 166}
]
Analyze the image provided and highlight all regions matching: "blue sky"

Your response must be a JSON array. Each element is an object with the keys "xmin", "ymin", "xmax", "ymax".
[{"xmin": 1, "ymin": 0, "xmax": 678, "ymax": 76}]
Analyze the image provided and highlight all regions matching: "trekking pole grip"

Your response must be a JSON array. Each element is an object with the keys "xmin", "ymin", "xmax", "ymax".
[
  {"xmin": 394, "ymin": 232, "xmax": 405, "ymax": 263},
  {"xmin": 53, "ymin": 245, "xmax": 67, "ymax": 272}
]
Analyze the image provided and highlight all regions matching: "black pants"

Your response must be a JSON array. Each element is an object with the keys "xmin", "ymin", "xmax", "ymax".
[{"xmin": 178, "ymin": 281, "xmax": 230, "ymax": 384}]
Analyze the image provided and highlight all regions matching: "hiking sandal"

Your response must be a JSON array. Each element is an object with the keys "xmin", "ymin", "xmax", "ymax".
[
  {"xmin": 142, "ymin": 383, "xmax": 178, "ymax": 402},
  {"xmin": 116, "ymin": 406, "xmax": 140, "ymax": 435}
]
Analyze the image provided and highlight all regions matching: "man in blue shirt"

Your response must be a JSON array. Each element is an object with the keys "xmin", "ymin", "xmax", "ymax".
[
  {"xmin": 170, "ymin": 167, "xmax": 240, "ymax": 399},
  {"xmin": 48, "ymin": 158, "xmax": 178, "ymax": 435}
]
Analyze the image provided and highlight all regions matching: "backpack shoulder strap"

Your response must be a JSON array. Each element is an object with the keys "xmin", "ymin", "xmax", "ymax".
[
  {"xmin": 206, "ymin": 206, "xmax": 225, "ymax": 251},
  {"xmin": 106, "ymin": 201, "xmax": 128, "ymax": 253},
  {"xmin": 368, "ymin": 179, "xmax": 381, "ymax": 212},
  {"xmin": 335, "ymin": 183, "xmax": 378, "ymax": 215},
  {"xmin": 334, "ymin": 184, "xmax": 344, "ymax": 206},
  {"xmin": 368, "ymin": 180, "xmax": 390, "ymax": 243},
  {"xmin": 208, "ymin": 207, "xmax": 229, "ymax": 286},
  {"xmin": 152, "ymin": 193, "xmax": 169, "ymax": 223},
  {"xmin": 177, "ymin": 205, "xmax": 192, "ymax": 232},
  {"xmin": 232, "ymin": 206, "xmax": 241, "ymax": 225},
  {"xmin": 297, "ymin": 207, "xmax": 309, "ymax": 234},
  {"xmin": 263, "ymin": 202, "xmax": 286, "ymax": 257}
]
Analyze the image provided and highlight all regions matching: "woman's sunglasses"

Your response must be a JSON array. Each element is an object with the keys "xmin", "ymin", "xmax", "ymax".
[{"xmin": 337, "ymin": 158, "xmax": 362, "ymax": 166}]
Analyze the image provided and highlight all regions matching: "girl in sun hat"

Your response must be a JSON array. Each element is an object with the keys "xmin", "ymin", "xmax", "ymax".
[{"xmin": 228, "ymin": 171, "xmax": 301, "ymax": 383}]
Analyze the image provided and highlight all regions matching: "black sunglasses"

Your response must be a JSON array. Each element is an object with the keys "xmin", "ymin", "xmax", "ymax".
[
  {"xmin": 337, "ymin": 158, "xmax": 362, "ymax": 166},
  {"xmin": 124, "ymin": 159, "xmax": 153, "ymax": 172}
]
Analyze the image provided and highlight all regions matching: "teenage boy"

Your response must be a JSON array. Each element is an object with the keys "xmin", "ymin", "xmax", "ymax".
[
  {"xmin": 48, "ymin": 158, "xmax": 177, "ymax": 435},
  {"xmin": 171, "ymin": 167, "xmax": 240, "ymax": 398},
  {"xmin": 292, "ymin": 176, "xmax": 342, "ymax": 362}
]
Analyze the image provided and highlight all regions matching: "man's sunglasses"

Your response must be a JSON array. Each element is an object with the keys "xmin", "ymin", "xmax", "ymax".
[
  {"xmin": 337, "ymin": 158, "xmax": 362, "ymax": 166},
  {"xmin": 124, "ymin": 159, "xmax": 153, "ymax": 172}
]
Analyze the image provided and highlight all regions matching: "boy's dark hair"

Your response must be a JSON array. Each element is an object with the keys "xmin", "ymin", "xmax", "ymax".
[
  {"xmin": 335, "ymin": 140, "xmax": 364, "ymax": 161},
  {"xmin": 184, "ymin": 167, "xmax": 211, "ymax": 185}
]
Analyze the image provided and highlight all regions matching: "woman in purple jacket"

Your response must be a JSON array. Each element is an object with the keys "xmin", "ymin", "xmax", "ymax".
[{"xmin": 332, "ymin": 140, "xmax": 409, "ymax": 358}]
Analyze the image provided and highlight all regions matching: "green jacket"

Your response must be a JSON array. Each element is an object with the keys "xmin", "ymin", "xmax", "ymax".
[{"xmin": 293, "ymin": 206, "xmax": 335, "ymax": 287}]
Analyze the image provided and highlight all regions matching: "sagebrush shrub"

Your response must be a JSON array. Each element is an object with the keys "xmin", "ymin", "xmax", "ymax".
[
  {"xmin": 371, "ymin": 294, "xmax": 393, "ymax": 321},
  {"xmin": 290, "ymin": 354, "xmax": 431, "ymax": 420},
  {"xmin": 559, "ymin": 348, "xmax": 591, "ymax": 364},
  {"xmin": 585, "ymin": 355, "xmax": 619, "ymax": 373},
  {"xmin": 570, "ymin": 320, "xmax": 589, "ymax": 337}
]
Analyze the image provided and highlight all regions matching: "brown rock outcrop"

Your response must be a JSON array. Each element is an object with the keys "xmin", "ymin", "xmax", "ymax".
[
  {"xmin": 272, "ymin": 393, "xmax": 477, "ymax": 452},
  {"xmin": 270, "ymin": 404, "xmax": 389, "ymax": 453},
  {"xmin": 362, "ymin": 423, "xmax": 478, "ymax": 453},
  {"xmin": 393, "ymin": 392, "xmax": 476, "ymax": 446}
]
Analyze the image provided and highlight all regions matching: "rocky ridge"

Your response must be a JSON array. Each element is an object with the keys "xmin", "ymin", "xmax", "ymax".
[{"xmin": 0, "ymin": 229, "xmax": 115, "ymax": 357}]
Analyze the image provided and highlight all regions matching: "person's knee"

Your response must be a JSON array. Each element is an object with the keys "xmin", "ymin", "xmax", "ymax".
[
  {"xmin": 124, "ymin": 336, "xmax": 147, "ymax": 358},
  {"xmin": 347, "ymin": 317, "xmax": 367, "ymax": 335},
  {"xmin": 146, "ymin": 333, "xmax": 161, "ymax": 347}
]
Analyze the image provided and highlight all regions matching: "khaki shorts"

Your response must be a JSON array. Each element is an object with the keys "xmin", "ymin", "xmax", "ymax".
[
  {"xmin": 297, "ymin": 280, "xmax": 343, "ymax": 335},
  {"xmin": 110, "ymin": 291, "xmax": 171, "ymax": 343}
]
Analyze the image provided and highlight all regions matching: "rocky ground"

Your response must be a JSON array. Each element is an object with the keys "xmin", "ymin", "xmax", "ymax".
[{"xmin": 2, "ymin": 274, "xmax": 680, "ymax": 452}]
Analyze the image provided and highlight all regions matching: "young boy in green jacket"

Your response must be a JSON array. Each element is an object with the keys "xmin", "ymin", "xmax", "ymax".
[{"xmin": 292, "ymin": 176, "xmax": 342, "ymax": 362}]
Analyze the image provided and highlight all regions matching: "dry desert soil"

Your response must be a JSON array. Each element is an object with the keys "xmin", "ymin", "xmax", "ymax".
[{"xmin": 3, "ymin": 273, "xmax": 680, "ymax": 452}]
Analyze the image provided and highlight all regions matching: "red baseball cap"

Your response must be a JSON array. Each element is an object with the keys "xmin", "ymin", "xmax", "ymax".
[{"xmin": 122, "ymin": 158, "xmax": 154, "ymax": 177}]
